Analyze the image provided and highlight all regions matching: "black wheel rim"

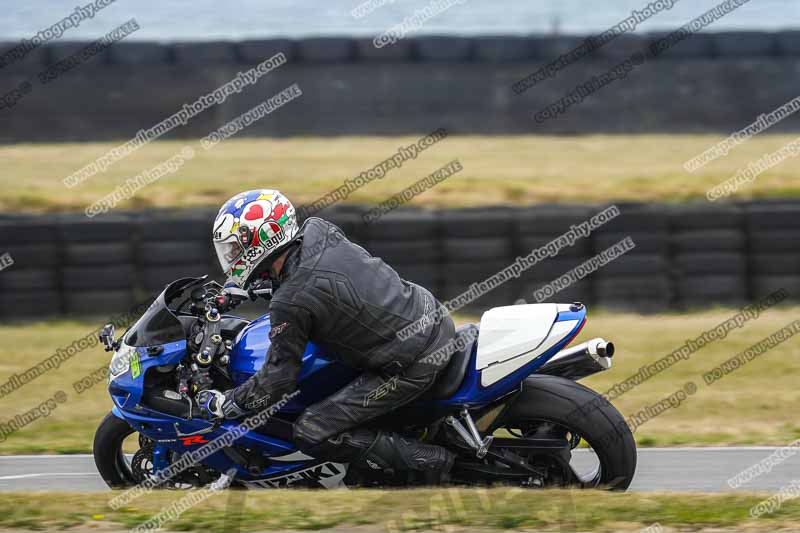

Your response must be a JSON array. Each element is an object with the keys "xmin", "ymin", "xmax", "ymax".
[{"xmin": 500, "ymin": 417, "xmax": 604, "ymax": 488}]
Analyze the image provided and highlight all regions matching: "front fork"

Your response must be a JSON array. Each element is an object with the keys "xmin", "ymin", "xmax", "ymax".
[{"xmin": 152, "ymin": 444, "xmax": 170, "ymax": 474}]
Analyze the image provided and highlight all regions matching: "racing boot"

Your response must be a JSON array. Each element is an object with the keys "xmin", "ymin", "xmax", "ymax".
[{"xmin": 359, "ymin": 431, "xmax": 455, "ymax": 476}]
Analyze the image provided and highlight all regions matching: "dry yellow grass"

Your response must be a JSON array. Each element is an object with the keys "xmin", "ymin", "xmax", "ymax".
[{"xmin": 1, "ymin": 134, "xmax": 799, "ymax": 213}]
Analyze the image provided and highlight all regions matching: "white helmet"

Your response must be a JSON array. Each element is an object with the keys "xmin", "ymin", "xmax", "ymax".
[{"xmin": 213, "ymin": 189, "xmax": 299, "ymax": 288}]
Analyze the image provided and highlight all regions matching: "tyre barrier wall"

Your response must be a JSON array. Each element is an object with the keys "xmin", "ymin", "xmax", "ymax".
[
  {"xmin": 3, "ymin": 32, "xmax": 800, "ymax": 141},
  {"xmin": 0, "ymin": 201, "xmax": 798, "ymax": 320}
]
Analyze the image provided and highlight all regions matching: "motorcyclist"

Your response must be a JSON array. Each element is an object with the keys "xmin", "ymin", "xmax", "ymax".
[{"xmin": 197, "ymin": 189, "xmax": 456, "ymax": 477}]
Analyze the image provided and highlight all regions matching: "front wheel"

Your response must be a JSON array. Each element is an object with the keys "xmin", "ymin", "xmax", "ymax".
[
  {"xmin": 93, "ymin": 412, "xmax": 137, "ymax": 488},
  {"xmin": 94, "ymin": 411, "xmax": 223, "ymax": 489},
  {"xmin": 496, "ymin": 375, "xmax": 637, "ymax": 490}
]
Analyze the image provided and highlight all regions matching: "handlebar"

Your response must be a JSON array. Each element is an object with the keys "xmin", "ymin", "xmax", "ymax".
[{"xmin": 192, "ymin": 281, "xmax": 273, "ymax": 316}]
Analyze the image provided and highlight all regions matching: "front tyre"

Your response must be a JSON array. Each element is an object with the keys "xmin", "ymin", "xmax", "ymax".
[
  {"xmin": 94, "ymin": 411, "xmax": 223, "ymax": 489},
  {"xmin": 500, "ymin": 375, "xmax": 637, "ymax": 490},
  {"xmin": 93, "ymin": 412, "xmax": 137, "ymax": 488}
]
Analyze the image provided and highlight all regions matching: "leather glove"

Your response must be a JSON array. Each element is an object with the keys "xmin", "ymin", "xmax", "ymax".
[{"xmin": 196, "ymin": 389, "xmax": 247, "ymax": 420}]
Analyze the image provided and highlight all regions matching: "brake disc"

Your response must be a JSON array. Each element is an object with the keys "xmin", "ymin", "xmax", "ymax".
[{"xmin": 130, "ymin": 445, "xmax": 155, "ymax": 483}]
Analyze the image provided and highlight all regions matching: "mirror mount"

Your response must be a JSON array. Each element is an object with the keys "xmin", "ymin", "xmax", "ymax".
[{"xmin": 99, "ymin": 323, "xmax": 117, "ymax": 352}]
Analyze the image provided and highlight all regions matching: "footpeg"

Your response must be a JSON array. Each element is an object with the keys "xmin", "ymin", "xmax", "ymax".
[
  {"xmin": 210, "ymin": 469, "xmax": 236, "ymax": 490},
  {"xmin": 476, "ymin": 435, "xmax": 494, "ymax": 458}
]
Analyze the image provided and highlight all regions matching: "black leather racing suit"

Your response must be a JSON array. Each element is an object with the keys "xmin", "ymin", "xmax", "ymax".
[{"xmin": 230, "ymin": 217, "xmax": 456, "ymax": 474}]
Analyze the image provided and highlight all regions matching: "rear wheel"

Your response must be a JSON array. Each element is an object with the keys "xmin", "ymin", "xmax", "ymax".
[{"xmin": 493, "ymin": 375, "xmax": 636, "ymax": 490}]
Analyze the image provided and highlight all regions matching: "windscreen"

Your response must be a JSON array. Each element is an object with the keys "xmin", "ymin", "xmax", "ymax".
[{"xmin": 124, "ymin": 277, "xmax": 205, "ymax": 347}]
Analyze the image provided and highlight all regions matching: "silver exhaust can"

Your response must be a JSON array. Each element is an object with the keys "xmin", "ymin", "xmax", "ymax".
[{"xmin": 536, "ymin": 337, "xmax": 615, "ymax": 381}]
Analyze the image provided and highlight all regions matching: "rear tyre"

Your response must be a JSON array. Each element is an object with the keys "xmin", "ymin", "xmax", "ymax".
[
  {"xmin": 500, "ymin": 375, "xmax": 637, "ymax": 490},
  {"xmin": 93, "ymin": 412, "xmax": 137, "ymax": 488}
]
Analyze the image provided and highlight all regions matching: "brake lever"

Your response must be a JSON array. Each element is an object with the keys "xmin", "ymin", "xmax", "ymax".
[{"xmin": 204, "ymin": 287, "xmax": 251, "ymax": 314}]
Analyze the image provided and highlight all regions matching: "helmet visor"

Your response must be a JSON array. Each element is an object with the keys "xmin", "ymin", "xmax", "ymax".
[{"xmin": 214, "ymin": 234, "xmax": 244, "ymax": 274}]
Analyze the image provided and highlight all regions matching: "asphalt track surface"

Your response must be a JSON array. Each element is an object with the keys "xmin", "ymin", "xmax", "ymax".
[{"xmin": 0, "ymin": 448, "xmax": 796, "ymax": 492}]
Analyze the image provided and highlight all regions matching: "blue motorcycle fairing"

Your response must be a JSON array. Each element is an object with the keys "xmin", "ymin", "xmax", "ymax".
[
  {"xmin": 109, "ymin": 340, "xmax": 187, "ymax": 410},
  {"xmin": 111, "ymin": 405, "xmax": 308, "ymax": 480},
  {"xmin": 229, "ymin": 314, "xmax": 359, "ymax": 413},
  {"xmin": 430, "ymin": 307, "xmax": 587, "ymax": 407},
  {"xmin": 111, "ymin": 316, "xmax": 359, "ymax": 417}
]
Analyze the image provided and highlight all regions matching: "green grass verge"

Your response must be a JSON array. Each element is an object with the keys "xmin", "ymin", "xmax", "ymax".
[
  {"xmin": 1, "ymin": 305, "xmax": 799, "ymax": 454},
  {"xmin": 1, "ymin": 134, "xmax": 799, "ymax": 213},
  {"xmin": 1, "ymin": 489, "xmax": 799, "ymax": 531}
]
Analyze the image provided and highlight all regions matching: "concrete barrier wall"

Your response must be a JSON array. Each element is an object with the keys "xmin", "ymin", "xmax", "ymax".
[
  {"xmin": 2, "ymin": 32, "xmax": 800, "ymax": 141},
  {"xmin": 1, "ymin": 201, "xmax": 798, "ymax": 320}
]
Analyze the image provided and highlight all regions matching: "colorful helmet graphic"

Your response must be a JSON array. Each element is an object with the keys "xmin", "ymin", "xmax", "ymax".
[{"xmin": 213, "ymin": 189, "xmax": 298, "ymax": 288}]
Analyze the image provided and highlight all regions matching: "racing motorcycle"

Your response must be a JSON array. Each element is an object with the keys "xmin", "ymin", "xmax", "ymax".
[{"xmin": 94, "ymin": 276, "xmax": 636, "ymax": 490}]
